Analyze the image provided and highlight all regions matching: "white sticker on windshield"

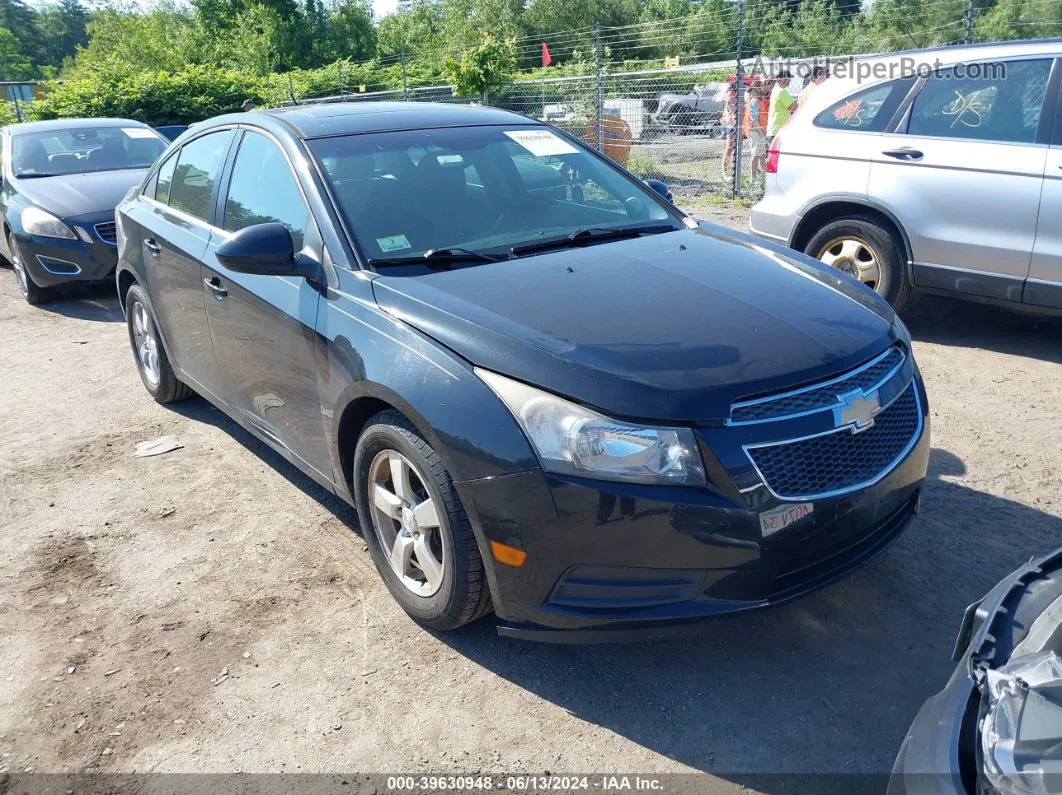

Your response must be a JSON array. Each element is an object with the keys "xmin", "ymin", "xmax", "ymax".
[
  {"xmin": 377, "ymin": 234, "xmax": 411, "ymax": 252},
  {"xmin": 123, "ymin": 127, "xmax": 160, "ymax": 139},
  {"xmin": 504, "ymin": 129, "xmax": 579, "ymax": 157}
]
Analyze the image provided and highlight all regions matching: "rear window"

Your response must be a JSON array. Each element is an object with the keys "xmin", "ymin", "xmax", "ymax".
[
  {"xmin": 815, "ymin": 78, "xmax": 915, "ymax": 132},
  {"xmin": 165, "ymin": 130, "xmax": 235, "ymax": 223}
]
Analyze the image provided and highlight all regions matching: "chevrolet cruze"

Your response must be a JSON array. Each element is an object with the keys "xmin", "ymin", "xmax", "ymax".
[{"xmin": 115, "ymin": 103, "xmax": 930, "ymax": 640}]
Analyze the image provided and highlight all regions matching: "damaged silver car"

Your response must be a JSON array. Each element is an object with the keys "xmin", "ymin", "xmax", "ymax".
[{"xmin": 890, "ymin": 546, "xmax": 1062, "ymax": 795}]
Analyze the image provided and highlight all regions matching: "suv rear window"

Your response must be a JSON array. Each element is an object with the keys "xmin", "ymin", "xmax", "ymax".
[
  {"xmin": 815, "ymin": 78, "xmax": 915, "ymax": 132},
  {"xmin": 905, "ymin": 59, "xmax": 1051, "ymax": 144}
]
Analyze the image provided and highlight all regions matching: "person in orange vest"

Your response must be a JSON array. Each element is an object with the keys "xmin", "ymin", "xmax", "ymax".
[{"xmin": 743, "ymin": 79, "xmax": 770, "ymax": 181}]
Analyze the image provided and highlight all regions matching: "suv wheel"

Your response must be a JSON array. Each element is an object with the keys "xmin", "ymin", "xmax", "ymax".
[
  {"xmin": 124, "ymin": 284, "xmax": 194, "ymax": 404},
  {"xmin": 8, "ymin": 232, "xmax": 53, "ymax": 306},
  {"xmin": 804, "ymin": 216, "xmax": 911, "ymax": 310},
  {"xmin": 353, "ymin": 410, "xmax": 493, "ymax": 631}
]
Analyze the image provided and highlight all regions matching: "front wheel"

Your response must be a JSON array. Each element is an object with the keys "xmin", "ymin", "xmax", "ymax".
[
  {"xmin": 353, "ymin": 410, "xmax": 493, "ymax": 631},
  {"xmin": 8, "ymin": 233, "xmax": 53, "ymax": 306},
  {"xmin": 804, "ymin": 216, "xmax": 911, "ymax": 310}
]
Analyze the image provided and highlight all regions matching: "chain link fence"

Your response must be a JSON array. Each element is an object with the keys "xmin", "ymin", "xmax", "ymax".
[{"xmin": 289, "ymin": 0, "xmax": 1002, "ymax": 203}]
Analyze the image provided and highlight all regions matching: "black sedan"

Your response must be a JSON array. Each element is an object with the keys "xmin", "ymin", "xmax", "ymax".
[
  {"xmin": 115, "ymin": 103, "xmax": 930, "ymax": 640},
  {"xmin": 1, "ymin": 118, "xmax": 167, "ymax": 304}
]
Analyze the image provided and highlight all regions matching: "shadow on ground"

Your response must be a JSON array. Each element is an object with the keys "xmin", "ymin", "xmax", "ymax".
[
  {"xmin": 166, "ymin": 384, "xmax": 1062, "ymax": 782},
  {"xmin": 437, "ymin": 448, "xmax": 1062, "ymax": 782},
  {"xmin": 39, "ymin": 285, "xmax": 125, "ymax": 323},
  {"xmin": 902, "ymin": 293, "xmax": 1062, "ymax": 364}
]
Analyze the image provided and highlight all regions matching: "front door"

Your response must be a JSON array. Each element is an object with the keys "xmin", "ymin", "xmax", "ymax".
[
  {"xmin": 133, "ymin": 130, "xmax": 237, "ymax": 389},
  {"xmin": 200, "ymin": 130, "xmax": 330, "ymax": 477},
  {"xmin": 869, "ymin": 58, "xmax": 1054, "ymax": 302}
]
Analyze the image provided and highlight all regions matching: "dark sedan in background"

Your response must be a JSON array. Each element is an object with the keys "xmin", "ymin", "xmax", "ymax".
[
  {"xmin": 115, "ymin": 103, "xmax": 929, "ymax": 640},
  {"xmin": 1, "ymin": 118, "xmax": 167, "ymax": 304}
]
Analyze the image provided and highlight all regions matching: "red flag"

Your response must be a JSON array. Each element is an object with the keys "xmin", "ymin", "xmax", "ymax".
[{"xmin": 542, "ymin": 42, "xmax": 552, "ymax": 68}]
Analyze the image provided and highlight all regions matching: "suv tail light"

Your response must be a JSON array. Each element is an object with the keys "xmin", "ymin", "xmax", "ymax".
[{"xmin": 766, "ymin": 136, "xmax": 782, "ymax": 174}]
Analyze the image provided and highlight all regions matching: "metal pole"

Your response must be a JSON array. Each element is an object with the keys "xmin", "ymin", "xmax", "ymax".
[
  {"xmin": 12, "ymin": 96, "xmax": 23, "ymax": 123},
  {"xmin": 965, "ymin": 0, "xmax": 975, "ymax": 44},
  {"xmin": 401, "ymin": 51, "xmax": 409, "ymax": 100},
  {"xmin": 595, "ymin": 23, "xmax": 605, "ymax": 152},
  {"xmin": 732, "ymin": 0, "xmax": 745, "ymax": 198}
]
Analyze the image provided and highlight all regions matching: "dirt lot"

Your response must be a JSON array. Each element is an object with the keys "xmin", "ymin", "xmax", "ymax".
[{"xmin": 1, "ymin": 206, "xmax": 1061, "ymax": 790}]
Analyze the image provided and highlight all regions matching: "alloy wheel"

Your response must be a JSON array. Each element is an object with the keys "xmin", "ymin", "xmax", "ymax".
[
  {"xmin": 816, "ymin": 236, "xmax": 882, "ymax": 291},
  {"xmin": 131, "ymin": 300, "xmax": 161, "ymax": 387},
  {"xmin": 367, "ymin": 449, "xmax": 446, "ymax": 598},
  {"xmin": 8, "ymin": 235, "xmax": 29, "ymax": 298}
]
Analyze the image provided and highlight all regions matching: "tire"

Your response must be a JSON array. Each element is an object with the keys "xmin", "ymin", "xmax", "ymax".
[
  {"xmin": 804, "ymin": 216, "xmax": 911, "ymax": 311},
  {"xmin": 353, "ymin": 410, "xmax": 493, "ymax": 631},
  {"xmin": 124, "ymin": 284, "xmax": 194, "ymax": 404},
  {"xmin": 8, "ymin": 232, "xmax": 53, "ymax": 306}
]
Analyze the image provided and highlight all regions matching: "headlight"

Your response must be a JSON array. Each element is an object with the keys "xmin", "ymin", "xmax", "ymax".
[
  {"xmin": 22, "ymin": 207, "xmax": 76, "ymax": 240},
  {"xmin": 476, "ymin": 368, "xmax": 706, "ymax": 486}
]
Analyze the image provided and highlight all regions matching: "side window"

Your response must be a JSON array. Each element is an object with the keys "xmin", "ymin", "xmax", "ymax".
[
  {"xmin": 151, "ymin": 152, "xmax": 177, "ymax": 203},
  {"xmin": 815, "ymin": 78, "xmax": 915, "ymax": 132},
  {"xmin": 167, "ymin": 130, "xmax": 235, "ymax": 222},
  {"xmin": 906, "ymin": 60, "xmax": 1052, "ymax": 144},
  {"xmin": 222, "ymin": 131, "xmax": 308, "ymax": 248}
]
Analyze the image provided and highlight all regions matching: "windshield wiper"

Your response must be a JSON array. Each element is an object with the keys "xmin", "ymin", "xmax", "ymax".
[
  {"xmin": 368, "ymin": 247, "xmax": 508, "ymax": 270},
  {"xmin": 510, "ymin": 223, "xmax": 678, "ymax": 257},
  {"xmin": 15, "ymin": 173, "xmax": 61, "ymax": 179}
]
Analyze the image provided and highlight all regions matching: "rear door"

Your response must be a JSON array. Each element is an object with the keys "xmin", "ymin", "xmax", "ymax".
[
  {"xmin": 200, "ymin": 129, "xmax": 330, "ymax": 477},
  {"xmin": 1027, "ymin": 58, "xmax": 1062, "ymax": 310},
  {"xmin": 132, "ymin": 129, "xmax": 237, "ymax": 390},
  {"xmin": 870, "ymin": 58, "xmax": 1054, "ymax": 301}
]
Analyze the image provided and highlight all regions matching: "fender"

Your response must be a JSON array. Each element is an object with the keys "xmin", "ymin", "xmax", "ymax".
[
  {"xmin": 794, "ymin": 193, "xmax": 915, "ymax": 283},
  {"xmin": 317, "ymin": 280, "xmax": 540, "ymax": 500}
]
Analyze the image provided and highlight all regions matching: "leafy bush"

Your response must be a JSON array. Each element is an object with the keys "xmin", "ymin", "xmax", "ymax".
[{"xmin": 28, "ymin": 65, "xmax": 269, "ymax": 125}]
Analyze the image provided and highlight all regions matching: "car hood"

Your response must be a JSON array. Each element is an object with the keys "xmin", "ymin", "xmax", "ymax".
[
  {"xmin": 15, "ymin": 169, "xmax": 147, "ymax": 219},
  {"xmin": 372, "ymin": 226, "xmax": 899, "ymax": 423}
]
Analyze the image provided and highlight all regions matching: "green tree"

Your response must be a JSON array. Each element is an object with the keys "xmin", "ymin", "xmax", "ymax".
[
  {"xmin": 376, "ymin": 1, "xmax": 445, "ymax": 59},
  {"xmin": 35, "ymin": 0, "xmax": 89, "ymax": 71},
  {"xmin": 444, "ymin": 35, "xmax": 515, "ymax": 100},
  {"xmin": 75, "ymin": 4, "xmax": 196, "ymax": 74},
  {"xmin": 0, "ymin": 25, "xmax": 33, "ymax": 80},
  {"xmin": 0, "ymin": 0, "xmax": 42, "ymax": 68},
  {"xmin": 318, "ymin": 0, "xmax": 376, "ymax": 63}
]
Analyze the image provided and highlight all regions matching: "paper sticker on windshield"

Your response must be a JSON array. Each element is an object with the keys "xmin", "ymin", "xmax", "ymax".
[
  {"xmin": 377, "ymin": 234, "xmax": 411, "ymax": 252},
  {"xmin": 759, "ymin": 502, "xmax": 813, "ymax": 535},
  {"xmin": 123, "ymin": 127, "xmax": 160, "ymax": 139},
  {"xmin": 504, "ymin": 129, "xmax": 578, "ymax": 157}
]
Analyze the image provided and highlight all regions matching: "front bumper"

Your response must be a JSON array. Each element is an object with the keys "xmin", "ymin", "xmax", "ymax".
[
  {"xmin": 15, "ymin": 219, "xmax": 118, "ymax": 289},
  {"xmin": 456, "ymin": 382, "xmax": 930, "ymax": 641}
]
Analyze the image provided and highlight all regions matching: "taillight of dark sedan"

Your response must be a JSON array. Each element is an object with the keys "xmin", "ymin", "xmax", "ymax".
[{"xmin": 114, "ymin": 102, "xmax": 929, "ymax": 641}]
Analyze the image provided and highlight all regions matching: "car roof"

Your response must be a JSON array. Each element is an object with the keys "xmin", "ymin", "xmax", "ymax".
[
  {"xmin": 789, "ymin": 37, "xmax": 1062, "ymax": 123},
  {"xmin": 5, "ymin": 118, "xmax": 151, "ymax": 136},
  {"xmin": 201, "ymin": 102, "xmax": 538, "ymax": 139}
]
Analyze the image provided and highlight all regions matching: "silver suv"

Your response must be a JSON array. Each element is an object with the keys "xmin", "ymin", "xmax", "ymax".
[{"xmin": 750, "ymin": 40, "xmax": 1062, "ymax": 313}]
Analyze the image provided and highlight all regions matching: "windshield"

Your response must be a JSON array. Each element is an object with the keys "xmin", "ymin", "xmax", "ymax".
[
  {"xmin": 12, "ymin": 126, "xmax": 166, "ymax": 178},
  {"xmin": 308, "ymin": 125, "xmax": 680, "ymax": 261}
]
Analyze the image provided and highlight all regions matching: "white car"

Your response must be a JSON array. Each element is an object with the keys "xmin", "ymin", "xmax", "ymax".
[{"xmin": 750, "ymin": 40, "xmax": 1062, "ymax": 314}]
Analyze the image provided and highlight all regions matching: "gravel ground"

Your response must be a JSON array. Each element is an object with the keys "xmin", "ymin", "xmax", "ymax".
[{"xmin": 1, "ymin": 205, "xmax": 1060, "ymax": 790}]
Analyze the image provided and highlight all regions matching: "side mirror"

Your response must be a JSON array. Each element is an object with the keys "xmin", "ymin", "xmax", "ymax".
[
  {"xmin": 216, "ymin": 223, "xmax": 298, "ymax": 276},
  {"xmin": 644, "ymin": 179, "xmax": 673, "ymax": 203}
]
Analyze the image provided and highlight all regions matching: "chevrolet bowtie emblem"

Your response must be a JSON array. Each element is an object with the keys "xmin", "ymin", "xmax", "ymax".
[{"xmin": 834, "ymin": 388, "xmax": 881, "ymax": 433}]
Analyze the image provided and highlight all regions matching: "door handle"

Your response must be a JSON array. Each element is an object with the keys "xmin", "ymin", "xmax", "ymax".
[
  {"xmin": 145, "ymin": 238, "xmax": 161, "ymax": 255},
  {"xmin": 203, "ymin": 276, "xmax": 228, "ymax": 300},
  {"xmin": 882, "ymin": 148, "xmax": 924, "ymax": 160}
]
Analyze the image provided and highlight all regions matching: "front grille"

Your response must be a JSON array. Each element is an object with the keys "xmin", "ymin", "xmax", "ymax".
[
  {"xmin": 731, "ymin": 346, "xmax": 905, "ymax": 423},
  {"xmin": 95, "ymin": 222, "xmax": 118, "ymax": 245},
  {"xmin": 746, "ymin": 384, "xmax": 921, "ymax": 499}
]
